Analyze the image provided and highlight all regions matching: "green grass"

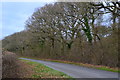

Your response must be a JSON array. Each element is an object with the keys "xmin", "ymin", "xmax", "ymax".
[
  {"xmin": 20, "ymin": 57, "xmax": 120, "ymax": 73},
  {"xmin": 95, "ymin": 66, "xmax": 120, "ymax": 73},
  {"xmin": 20, "ymin": 59, "xmax": 72, "ymax": 78}
]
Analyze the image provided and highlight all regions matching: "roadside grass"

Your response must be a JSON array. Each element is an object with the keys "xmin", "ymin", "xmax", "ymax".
[
  {"xmin": 20, "ymin": 57, "xmax": 120, "ymax": 73},
  {"xmin": 20, "ymin": 59, "xmax": 72, "ymax": 78}
]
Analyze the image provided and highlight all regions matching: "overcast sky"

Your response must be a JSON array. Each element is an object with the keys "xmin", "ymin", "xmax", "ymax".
[
  {"xmin": 1, "ymin": 1, "xmax": 118, "ymax": 40},
  {"xmin": 1, "ymin": 2, "xmax": 53, "ymax": 40}
]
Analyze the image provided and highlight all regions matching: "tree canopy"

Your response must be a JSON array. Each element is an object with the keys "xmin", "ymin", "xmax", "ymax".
[{"xmin": 2, "ymin": 2, "xmax": 119, "ymax": 67}]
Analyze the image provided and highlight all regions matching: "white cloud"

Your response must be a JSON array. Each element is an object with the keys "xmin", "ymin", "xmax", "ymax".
[
  {"xmin": 2, "ymin": 2, "xmax": 48, "ymax": 39},
  {"xmin": 0, "ymin": 3, "xmax": 2, "ymax": 40},
  {"xmin": 1, "ymin": 0, "xmax": 56, "ymax": 2},
  {"xmin": 1, "ymin": 0, "xmax": 119, "ymax": 2}
]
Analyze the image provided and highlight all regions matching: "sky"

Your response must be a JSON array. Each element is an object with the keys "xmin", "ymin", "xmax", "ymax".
[
  {"xmin": 0, "ymin": 0, "xmax": 119, "ymax": 40},
  {"xmin": 1, "ymin": 2, "xmax": 53, "ymax": 40}
]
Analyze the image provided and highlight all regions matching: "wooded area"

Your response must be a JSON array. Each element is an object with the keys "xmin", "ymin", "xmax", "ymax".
[{"xmin": 2, "ymin": 2, "xmax": 120, "ymax": 67}]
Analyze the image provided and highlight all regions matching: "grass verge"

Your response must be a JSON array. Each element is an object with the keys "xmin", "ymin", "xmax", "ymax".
[
  {"xmin": 20, "ymin": 59, "xmax": 72, "ymax": 78},
  {"xmin": 20, "ymin": 57, "xmax": 120, "ymax": 73}
]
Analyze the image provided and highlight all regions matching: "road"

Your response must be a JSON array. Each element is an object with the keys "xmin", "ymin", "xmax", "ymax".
[{"xmin": 20, "ymin": 58, "xmax": 119, "ymax": 78}]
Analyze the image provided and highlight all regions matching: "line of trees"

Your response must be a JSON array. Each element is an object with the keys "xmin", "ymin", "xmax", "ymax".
[{"xmin": 2, "ymin": 2, "xmax": 120, "ymax": 67}]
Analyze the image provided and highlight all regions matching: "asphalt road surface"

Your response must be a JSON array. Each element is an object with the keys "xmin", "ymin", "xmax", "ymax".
[{"xmin": 20, "ymin": 58, "xmax": 119, "ymax": 78}]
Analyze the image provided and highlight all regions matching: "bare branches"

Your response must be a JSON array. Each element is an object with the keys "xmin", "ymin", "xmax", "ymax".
[
  {"xmin": 90, "ymin": 2, "xmax": 120, "ymax": 16},
  {"xmin": 2, "ymin": 2, "xmax": 119, "ymax": 67}
]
